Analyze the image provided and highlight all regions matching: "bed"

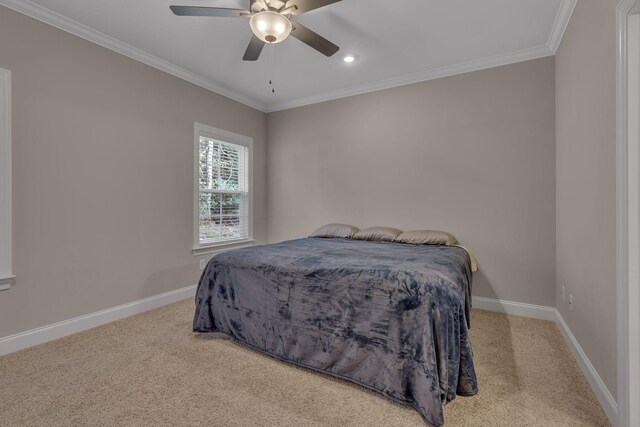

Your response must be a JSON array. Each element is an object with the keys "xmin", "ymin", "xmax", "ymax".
[{"xmin": 193, "ymin": 237, "xmax": 478, "ymax": 426}]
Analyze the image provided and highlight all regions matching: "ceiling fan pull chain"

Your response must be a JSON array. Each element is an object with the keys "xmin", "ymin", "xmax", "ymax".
[{"xmin": 269, "ymin": 43, "xmax": 275, "ymax": 94}]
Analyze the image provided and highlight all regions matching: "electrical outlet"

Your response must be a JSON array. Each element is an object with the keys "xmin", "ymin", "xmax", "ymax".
[
  {"xmin": 569, "ymin": 294, "xmax": 574, "ymax": 311},
  {"xmin": 199, "ymin": 259, "xmax": 206, "ymax": 270},
  {"xmin": 561, "ymin": 286, "xmax": 566, "ymax": 302}
]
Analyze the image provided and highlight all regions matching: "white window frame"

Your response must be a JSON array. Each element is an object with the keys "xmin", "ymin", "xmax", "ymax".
[
  {"xmin": 0, "ymin": 69, "xmax": 12, "ymax": 290},
  {"xmin": 192, "ymin": 122, "xmax": 253, "ymax": 255}
]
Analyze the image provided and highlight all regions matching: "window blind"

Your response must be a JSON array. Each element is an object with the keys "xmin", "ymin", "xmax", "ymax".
[{"xmin": 198, "ymin": 136, "xmax": 249, "ymax": 245}]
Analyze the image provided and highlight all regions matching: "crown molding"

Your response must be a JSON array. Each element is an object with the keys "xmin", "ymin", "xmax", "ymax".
[
  {"xmin": 0, "ymin": 0, "xmax": 269, "ymax": 112},
  {"xmin": 265, "ymin": 44, "xmax": 554, "ymax": 112},
  {"xmin": 1, "ymin": 0, "xmax": 570, "ymax": 113},
  {"xmin": 548, "ymin": 0, "xmax": 579, "ymax": 53}
]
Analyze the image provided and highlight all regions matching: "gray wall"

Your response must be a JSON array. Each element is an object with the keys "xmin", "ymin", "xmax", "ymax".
[
  {"xmin": 267, "ymin": 57, "xmax": 557, "ymax": 307},
  {"xmin": 555, "ymin": 0, "xmax": 618, "ymax": 397},
  {"xmin": 2, "ymin": 6, "xmax": 616, "ymax": 407},
  {"xmin": 0, "ymin": 6, "xmax": 267, "ymax": 338}
]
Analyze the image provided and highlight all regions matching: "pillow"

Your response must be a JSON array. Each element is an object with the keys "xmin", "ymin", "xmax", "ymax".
[
  {"xmin": 352, "ymin": 227, "xmax": 403, "ymax": 242},
  {"xmin": 309, "ymin": 223, "xmax": 360, "ymax": 239},
  {"xmin": 395, "ymin": 230, "xmax": 459, "ymax": 246}
]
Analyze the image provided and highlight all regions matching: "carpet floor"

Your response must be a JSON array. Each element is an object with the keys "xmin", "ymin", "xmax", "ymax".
[{"xmin": 0, "ymin": 299, "xmax": 610, "ymax": 426}]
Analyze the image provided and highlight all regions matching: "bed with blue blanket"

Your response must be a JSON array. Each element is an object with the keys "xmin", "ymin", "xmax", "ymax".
[{"xmin": 193, "ymin": 237, "xmax": 477, "ymax": 426}]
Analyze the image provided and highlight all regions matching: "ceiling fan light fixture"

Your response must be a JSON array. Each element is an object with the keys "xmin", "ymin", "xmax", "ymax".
[{"xmin": 250, "ymin": 11, "xmax": 292, "ymax": 44}]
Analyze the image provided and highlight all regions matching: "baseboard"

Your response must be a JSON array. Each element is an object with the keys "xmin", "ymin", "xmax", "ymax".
[
  {"xmin": 554, "ymin": 311, "xmax": 618, "ymax": 425},
  {"xmin": 472, "ymin": 296, "xmax": 557, "ymax": 321},
  {"xmin": 0, "ymin": 289, "xmax": 618, "ymax": 426},
  {"xmin": 475, "ymin": 295, "xmax": 617, "ymax": 425},
  {"xmin": 0, "ymin": 284, "xmax": 197, "ymax": 356}
]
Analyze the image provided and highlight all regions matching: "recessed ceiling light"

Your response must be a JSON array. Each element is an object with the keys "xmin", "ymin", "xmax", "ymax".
[{"xmin": 343, "ymin": 55, "xmax": 355, "ymax": 63}]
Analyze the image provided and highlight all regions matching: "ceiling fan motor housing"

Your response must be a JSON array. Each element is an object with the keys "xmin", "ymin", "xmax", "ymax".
[{"xmin": 249, "ymin": 11, "xmax": 292, "ymax": 43}]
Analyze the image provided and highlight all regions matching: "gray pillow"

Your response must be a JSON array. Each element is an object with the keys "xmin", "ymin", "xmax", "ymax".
[
  {"xmin": 309, "ymin": 223, "xmax": 360, "ymax": 239},
  {"xmin": 395, "ymin": 230, "xmax": 459, "ymax": 246},
  {"xmin": 352, "ymin": 227, "xmax": 403, "ymax": 242}
]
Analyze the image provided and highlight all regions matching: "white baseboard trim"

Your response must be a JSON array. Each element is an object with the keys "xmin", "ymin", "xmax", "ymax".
[
  {"xmin": 0, "ymin": 284, "xmax": 197, "ymax": 356},
  {"xmin": 473, "ymin": 295, "xmax": 617, "ymax": 426},
  {"xmin": 0, "ymin": 289, "xmax": 617, "ymax": 426},
  {"xmin": 472, "ymin": 296, "xmax": 557, "ymax": 321},
  {"xmin": 554, "ymin": 311, "xmax": 618, "ymax": 425}
]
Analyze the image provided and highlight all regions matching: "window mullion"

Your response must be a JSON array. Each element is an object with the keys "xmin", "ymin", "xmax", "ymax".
[{"xmin": 199, "ymin": 189, "xmax": 244, "ymax": 195}]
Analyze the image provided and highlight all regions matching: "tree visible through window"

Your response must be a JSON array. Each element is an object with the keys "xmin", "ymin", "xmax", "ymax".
[{"xmin": 197, "ymin": 134, "xmax": 250, "ymax": 246}]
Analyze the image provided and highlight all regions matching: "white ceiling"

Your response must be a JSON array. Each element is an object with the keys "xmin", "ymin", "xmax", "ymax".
[{"xmin": 1, "ymin": 0, "xmax": 576, "ymax": 111}]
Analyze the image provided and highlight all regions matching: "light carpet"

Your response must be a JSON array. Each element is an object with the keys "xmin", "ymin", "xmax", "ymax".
[{"xmin": 0, "ymin": 299, "xmax": 610, "ymax": 426}]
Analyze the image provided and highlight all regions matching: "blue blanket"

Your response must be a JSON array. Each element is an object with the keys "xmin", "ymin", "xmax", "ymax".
[{"xmin": 193, "ymin": 238, "xmax": 477, "ymax": 426}]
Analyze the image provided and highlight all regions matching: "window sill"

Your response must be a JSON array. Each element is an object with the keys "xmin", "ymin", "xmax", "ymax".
[
  {"xmin": 0, "ymin": 275, "xmax": 15, "ymax": 291},
  {"xmin": 192, "ymin": 239, "xmax": 255, "ymax": 256}
]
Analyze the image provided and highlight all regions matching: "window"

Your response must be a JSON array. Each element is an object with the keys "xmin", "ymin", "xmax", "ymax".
[
  {"xmin": 193, "ymin": 123, "xmax": 252, "ymax": 252},
  {"xmin": 0, "ymin": 69, "xmax": 12, "ymax": 290}
]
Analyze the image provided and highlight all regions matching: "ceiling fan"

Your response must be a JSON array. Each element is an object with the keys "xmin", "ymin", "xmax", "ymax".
[{"xmin": 170, "ymin": 0, "xmax": 342, "ymax": 61}]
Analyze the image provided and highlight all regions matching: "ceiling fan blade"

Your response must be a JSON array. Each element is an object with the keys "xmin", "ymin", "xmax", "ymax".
[
  {"xmin": 250, "ymin": 0, "xmax": 270, "ymax": 13},
  {"xmin": 256, "ymin": 0, "xmax": 269, "ymax": 11},
  {"xmin": 243, "ymin": 35, "xmax": 265, "ymax": 61},
  {"xmin": 290, "ymin": 23, "xmax": 339, "ymax": 57},
  {"xmin": 170, "ymin": 6, "xmax": 248, "ymax": 17},
  {"xmin": 279, "ymin": 5, "xmax": 298, "ymax": 15},
  {"xmin": 285, "ymin": 0, "xmax": 341, "ymax": 15}
]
